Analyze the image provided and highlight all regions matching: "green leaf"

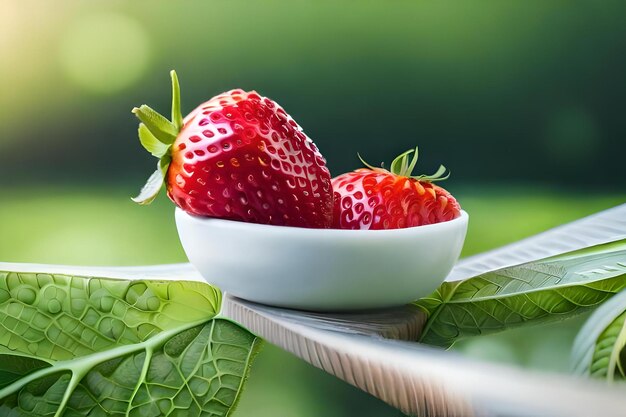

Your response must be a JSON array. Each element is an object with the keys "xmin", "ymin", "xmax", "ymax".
[
  {"xmin": 571, "ymin": 289, "xmax": 626, "ymax": 382},
  {"xmin": 416, "ymin": 240, "xmax": 626, "ymax": 348},
  {"xmin": 446, "ymin": 203, "xmax": 626, "ymax": 283},
  {"xmin": 138, "ymin": 124, "xmax": 169, "ymax": 158},
  {"xmin": 389, "ymin": 149, "xmax": 413, "ymax": 176},
  {"xmin": 132, "ymin": 105, "xmax": 178, "ymax": 145},
  {"xmin": 170, "ymin": 70, "xmax": 183, "ymax": 131},
  {"xmin": 132, "ymin": 168, "xmax": 164, "ymax": 205},
  {"xmin": 0, "ymin": 270, "xmax": 260, "ymax": 416},
  {"xmin": 159, "ymin": 154, "xmax": 172, "ymax": 177},
  {"xmin": 0, "ymin": 355, "xmax": 50, "ymax": 390}
]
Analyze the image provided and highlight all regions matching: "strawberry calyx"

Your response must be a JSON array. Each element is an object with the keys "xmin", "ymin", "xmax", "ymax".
[
  {"xmin": 131, "ymin": 70, "xmax": 183, "ymax": 204},
  {"xmin": 359, "ymin": 147, "xmax": 450, "ymax": 182}
]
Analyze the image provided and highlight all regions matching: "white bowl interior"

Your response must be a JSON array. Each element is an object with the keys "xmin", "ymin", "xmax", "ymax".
[{"xmin": 176, "ymin": 209, "xmax": 468, "ymax": 311}]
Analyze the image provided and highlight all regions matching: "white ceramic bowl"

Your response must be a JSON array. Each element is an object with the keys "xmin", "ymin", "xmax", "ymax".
[{"xmin": 176, "ymin": 209, "xmax": 468, "ymax": 311}]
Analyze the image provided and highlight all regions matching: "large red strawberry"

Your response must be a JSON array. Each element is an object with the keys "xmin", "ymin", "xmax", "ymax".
[
  {"xmin": 132, "ymin": 71, "xmax": 333, "ymax": 228},
  {"xmin": 332, "ymin": 148, "xmax": 461, "ymax": 230}
]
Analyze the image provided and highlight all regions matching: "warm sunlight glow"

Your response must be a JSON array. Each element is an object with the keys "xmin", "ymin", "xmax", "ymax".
[{"xmin": 58, "ymin": 13, "xmax": 151, "ymax": 94}]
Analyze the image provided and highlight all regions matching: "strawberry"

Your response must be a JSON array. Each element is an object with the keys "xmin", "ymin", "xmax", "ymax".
[
  {"xmin": 132, "ymin": 71, "xmax": 333, "ymax": 228},
  {"xmin": 331, "ymin": 148, "xmax": 461, "ymax": 230}
]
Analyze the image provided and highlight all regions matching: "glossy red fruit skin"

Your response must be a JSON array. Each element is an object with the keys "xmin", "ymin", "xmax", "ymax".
[
  {"xmin": 167, "ymin": 90, "xmax": 333, "ymax": 228},
  {"xmin": 331, "ymin": 169, "xmax": 461, "ymax": 230}
]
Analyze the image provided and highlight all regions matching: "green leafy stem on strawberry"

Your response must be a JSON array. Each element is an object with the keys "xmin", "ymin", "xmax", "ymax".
[
  {"xmin": 360, "ymin": 146, "xmax": 450, "ymax": 182},
  {"xmin": 131, "ymin": 70, "xmax": 182, "ymax": 205}
]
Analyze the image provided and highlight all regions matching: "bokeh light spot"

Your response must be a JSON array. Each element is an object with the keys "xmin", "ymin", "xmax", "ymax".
[{"xmin": 59, "ymin": 13, "xmax": 150, "ymax": 94}]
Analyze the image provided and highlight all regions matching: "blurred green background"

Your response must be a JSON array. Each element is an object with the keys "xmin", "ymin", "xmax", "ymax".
[{"xmin": 1, "ymin": 0, "xmax": 625, "ymax": 416}]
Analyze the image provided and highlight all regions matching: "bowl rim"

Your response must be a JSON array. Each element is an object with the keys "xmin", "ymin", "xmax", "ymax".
[{"xmin": 176, "ymin": 208, "xmax": 468, "ymax": 236}]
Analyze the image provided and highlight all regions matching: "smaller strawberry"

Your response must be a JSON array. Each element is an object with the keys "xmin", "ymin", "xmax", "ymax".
[{"xmin": 332, "ymin": 148, "xmax": 461, "ymax": 230}]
